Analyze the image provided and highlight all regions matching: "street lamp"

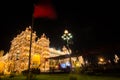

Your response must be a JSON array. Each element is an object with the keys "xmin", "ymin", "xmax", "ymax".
[
  {"xmin": 61, "ymin": 29, "xmax": 73, "ymax": 71},
  {"xmin": 61, "ymin": 30, "xmax": 73, "ymax": 44}
]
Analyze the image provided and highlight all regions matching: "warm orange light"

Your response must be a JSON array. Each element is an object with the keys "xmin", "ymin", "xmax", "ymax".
[
  {"xmin": 0, "ymin": 61, "xmax": 5, "ymax": 73},
  {"xmin": 32, "ymin": 54, "xmax": 40, "ymax": 63},
  {"xmin": 75, "ymin": 61, "xmax": 80, "ymax": 67},
  {"xmin": 99, "ymin": 57, "xmax": 104, "ymax": 62}
]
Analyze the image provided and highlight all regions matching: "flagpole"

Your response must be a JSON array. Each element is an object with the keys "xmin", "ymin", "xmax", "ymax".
[
  {"xmin": 27, "ymin": 1, "xmax": 56, "ymax": 79},
  {"xmin": 28, "ymin": 14, "xmax": 34, "ymax": 80}
]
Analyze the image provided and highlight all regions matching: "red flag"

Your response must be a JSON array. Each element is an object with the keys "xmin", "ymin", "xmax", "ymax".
[{"xmin": 33, "ymin": 1, "xmax": 56, "ymax": 19}]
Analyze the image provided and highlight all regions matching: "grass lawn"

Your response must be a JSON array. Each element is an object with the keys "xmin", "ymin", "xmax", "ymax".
[{"xmin": 1, "ymin": 73, "xmax": 120, "ymax": 80}]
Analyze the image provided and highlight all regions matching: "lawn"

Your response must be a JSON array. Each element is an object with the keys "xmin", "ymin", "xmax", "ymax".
[{"xmin": 1, "ymin": 73, "xmax": 120, "ymax": 80}]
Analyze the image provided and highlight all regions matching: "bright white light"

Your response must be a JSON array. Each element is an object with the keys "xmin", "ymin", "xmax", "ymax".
[{"xmin": 64, "ymin": 30, "xmax": 68, "ymax": 34}]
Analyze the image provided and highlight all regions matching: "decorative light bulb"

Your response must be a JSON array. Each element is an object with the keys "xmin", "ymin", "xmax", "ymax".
[{"xmin": 64, "ymin": 30, "xmax": 68, "ymax": 34}]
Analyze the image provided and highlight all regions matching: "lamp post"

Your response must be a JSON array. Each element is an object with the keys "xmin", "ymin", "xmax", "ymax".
[{"xmin": 61, "ymin": 29, "xmax": 73, "ymax": 71}]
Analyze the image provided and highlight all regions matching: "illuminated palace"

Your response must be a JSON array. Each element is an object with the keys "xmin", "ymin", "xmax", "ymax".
[{"xmin": 0, "ymin": 26, "xmax": 84, "ymax": 74}]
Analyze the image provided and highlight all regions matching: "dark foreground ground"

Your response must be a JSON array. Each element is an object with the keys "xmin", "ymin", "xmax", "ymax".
[{"xmin": 0, "ymin": 72, "xmax": 120, "ymax": 80}]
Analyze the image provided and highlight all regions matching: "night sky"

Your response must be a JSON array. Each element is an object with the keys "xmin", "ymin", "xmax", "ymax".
[{"xmin": 0, "ymin": 0, "xmax": 120, "ymax": 53}]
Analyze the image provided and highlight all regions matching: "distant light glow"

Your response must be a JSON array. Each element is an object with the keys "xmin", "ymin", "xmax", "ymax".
[
  {"xmin": 99, "ymin": 58, "xmax": 104, "ymax": 62},
  {"xmin": 98, "ymin": 57, "xmax": 106, "ymax": 64}
]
